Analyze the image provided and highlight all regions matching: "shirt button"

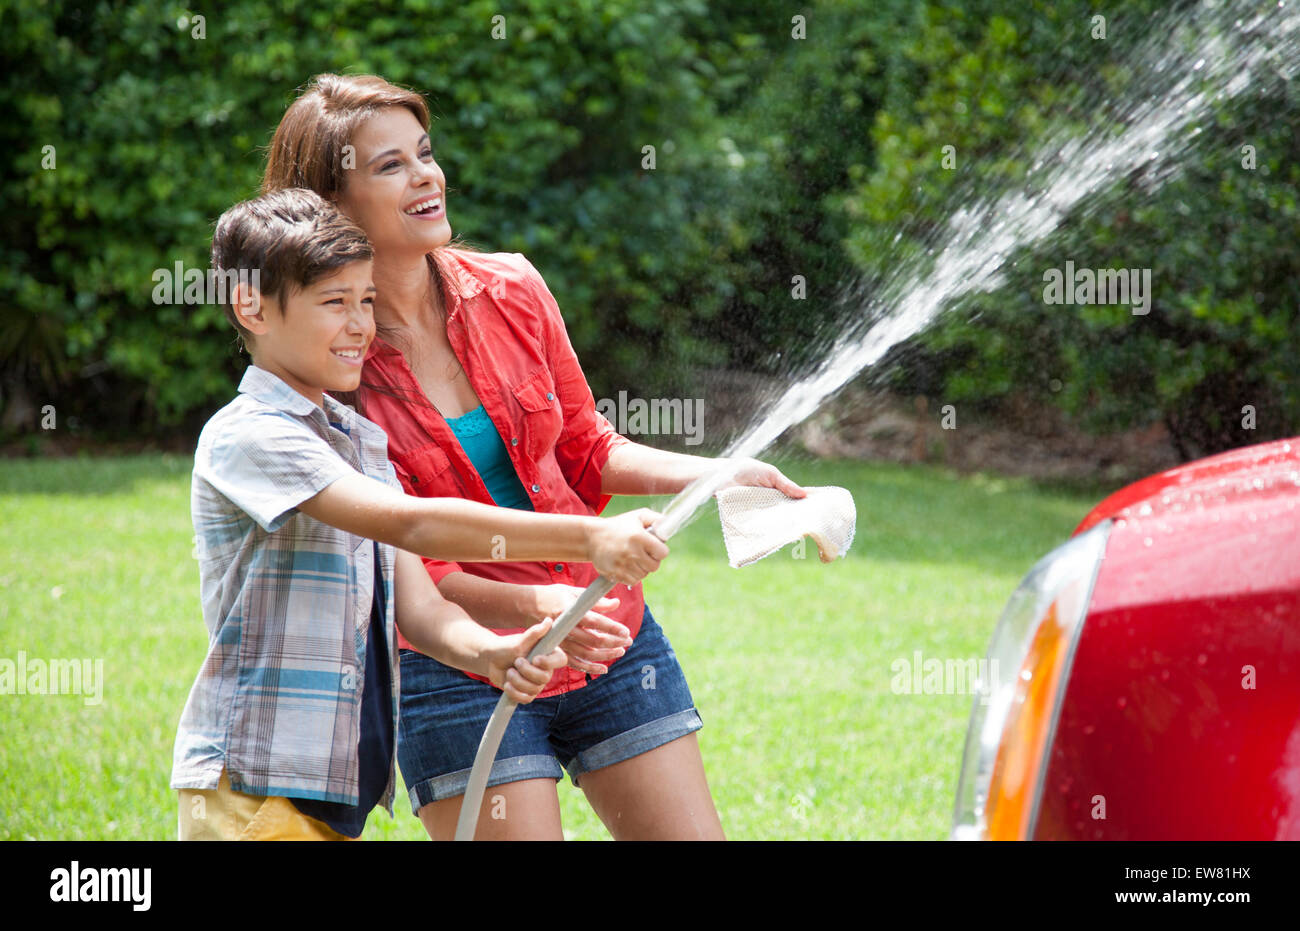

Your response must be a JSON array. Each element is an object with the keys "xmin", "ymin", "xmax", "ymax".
[
  {"xmin": 511, "ymin": 437, "xmax": 519, "ymax": 446},
  {"xmin": 554, "ymin": 564, "xmax": 565, "ymax": 573},
  {"xmin": 531, "ymin": 484, "xmax": 540, "ymax": 493},
  {"xmin": 546, "ymin": 392, "xmax": 555, "ymax": 401}
]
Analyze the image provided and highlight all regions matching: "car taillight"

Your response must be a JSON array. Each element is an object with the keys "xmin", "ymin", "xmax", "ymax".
[{"xmin": 952, "ymin": 520, "xmax": 1111, "ymax": 841}]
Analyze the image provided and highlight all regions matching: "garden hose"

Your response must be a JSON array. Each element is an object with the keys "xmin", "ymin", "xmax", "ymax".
[{"xmin": 453, "ymin": 466, "xmax": 734, "ymax": 841}]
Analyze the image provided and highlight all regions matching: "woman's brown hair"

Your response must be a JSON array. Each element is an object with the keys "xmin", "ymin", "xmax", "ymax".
[{"xmin": 262, "ymin": 73, "xmax": 430, "ymax": 198}]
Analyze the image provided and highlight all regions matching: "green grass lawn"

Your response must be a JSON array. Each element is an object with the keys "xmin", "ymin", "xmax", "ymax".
[{"xmin": 0, "ymin": 453, "xmax": 1108, "ymax": 840}]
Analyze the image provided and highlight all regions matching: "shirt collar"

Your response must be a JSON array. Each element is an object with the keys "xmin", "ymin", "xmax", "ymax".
[
  {"xmin": 364, "ymin": 334, "xmax": 399, "ymax": 364},
  {"xmin": 434, "ymin": 248, "xmax": 486, "ymax": 306},
  {"xmin": 363, "ymin": 249, "xmax": 485, "ymax": 365},
  {"xmin": 237, "ymin": 364, "xmax": 367, "ymax": 437},
  {"xmin": 238, "ymin": 365, "xmax": 320, "ymax": 417}
]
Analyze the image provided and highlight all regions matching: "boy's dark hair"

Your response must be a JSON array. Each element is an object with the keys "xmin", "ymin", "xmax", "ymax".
[{"xmin": 211, "ymin": 187, "xmax": 373, "ymax": 351}]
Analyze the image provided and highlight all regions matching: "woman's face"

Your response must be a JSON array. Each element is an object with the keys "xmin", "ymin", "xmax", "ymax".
[{"xmin": 335, "ymin": 107, "xmax": 451, "ymax": 259}]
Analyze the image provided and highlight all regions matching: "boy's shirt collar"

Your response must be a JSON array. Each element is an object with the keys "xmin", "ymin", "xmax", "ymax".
[
  {"xmin": 239, "ymin": 365, "xmax": 318, "ymax": 417},
  {"xmin": 239, "ymin": 364, "xmax": 364, "ymax": 434}
]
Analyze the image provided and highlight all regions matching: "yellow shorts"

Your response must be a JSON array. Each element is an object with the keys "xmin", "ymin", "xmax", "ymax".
[{"xmin": 177, "ymin": 769, "xmax": 356, "ymax": 841}]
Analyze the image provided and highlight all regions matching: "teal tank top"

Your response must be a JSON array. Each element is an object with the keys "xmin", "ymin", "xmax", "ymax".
[{"xmin": 444, "ymin": 405, "xmax": 535, "ymax": 511}]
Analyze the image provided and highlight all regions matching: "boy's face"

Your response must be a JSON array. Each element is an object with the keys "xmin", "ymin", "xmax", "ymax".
[{"xmin": 240, "ymin": 260, "xmax": 377, "ymax": 406}]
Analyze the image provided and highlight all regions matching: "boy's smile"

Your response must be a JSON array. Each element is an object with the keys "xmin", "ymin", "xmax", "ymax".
[{"xmin": 236, "ymin": 260, "xmax": 377, "ymax": 407}]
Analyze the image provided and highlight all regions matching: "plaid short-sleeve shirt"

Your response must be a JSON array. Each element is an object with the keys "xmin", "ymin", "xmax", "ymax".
[{"xmin": 170, "ymin": 365, "xmax": 401, "ymax": 809}]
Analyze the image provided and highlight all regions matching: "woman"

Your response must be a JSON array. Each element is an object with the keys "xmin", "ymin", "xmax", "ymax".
[{"xmin": 262, "ymin": 74, "xmax": 805, "ymax": 840}]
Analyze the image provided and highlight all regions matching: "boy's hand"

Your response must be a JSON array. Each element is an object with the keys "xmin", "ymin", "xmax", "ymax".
[
  {"xmin": 586, "ymin": 509, "xmax": 669, "ymax": 585},
  {"xmin": 532, "ymin": 585, "xmax": 631, "ymax": 676},
  {"xmin": 485, "ymin": 618, "xmax": 568, "ymax": 704}
]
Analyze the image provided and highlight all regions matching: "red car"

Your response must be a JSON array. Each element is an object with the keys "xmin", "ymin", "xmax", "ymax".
[{"xmin": 952, "ymin": 436, "xmax": 1300, "ymax": 840}]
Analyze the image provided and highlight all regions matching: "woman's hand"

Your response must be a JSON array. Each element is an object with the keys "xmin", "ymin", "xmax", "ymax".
[
  {"xmin": 484, "ymin": 618, "xmax": 568, "ymax": 704},
  {"xmin": 717, "ymin": 457, "xmax": 807, "ymax": 498},
  {"xmin": 532, "ymin": 584, "xmax": 632, "ymax": 676},
  {"xmin": 585, "ymin": 508, "xmax": 669, "ymax": 585}
]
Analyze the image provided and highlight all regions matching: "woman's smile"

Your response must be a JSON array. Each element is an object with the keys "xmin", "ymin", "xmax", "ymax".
[{"xmin": 403, "ymin": 193, "xmax": 445, "ymax": 221}]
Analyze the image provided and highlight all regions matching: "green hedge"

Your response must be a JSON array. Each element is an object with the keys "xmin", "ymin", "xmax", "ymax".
[
  {"xmin": 4, "ymin": 0, "xmax": 1297, "ymax": 458},
  {"xmin": 2, "ymin": 0, "xmax": 771, "ymax": 433}
]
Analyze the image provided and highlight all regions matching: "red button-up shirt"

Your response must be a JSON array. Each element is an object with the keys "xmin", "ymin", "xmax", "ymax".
[{"xmin": 358, "ymin": 248, "xmax": 637, "ymax": 697}]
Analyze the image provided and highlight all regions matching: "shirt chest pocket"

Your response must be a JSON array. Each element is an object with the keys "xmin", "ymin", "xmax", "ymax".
[
  {"xmin": 511, "ymin": 368, "xmax": 563, "ymax": 460},
  {"xmin": 394, "ymin": 442, "xmax": 454, "ymax": 495}
]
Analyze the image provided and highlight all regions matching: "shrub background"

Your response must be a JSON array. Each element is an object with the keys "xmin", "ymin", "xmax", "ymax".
[{"xmin": 3, "ymin": 0, "xmax": 1297, "ymax": 458}]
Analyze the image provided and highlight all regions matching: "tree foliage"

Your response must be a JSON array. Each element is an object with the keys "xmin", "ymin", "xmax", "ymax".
[
  {"xmin": 840, "ymin": 0, "xmax": 1300, "ymax": 457},
  {"xmin": 4, "ymin": 0, "xmax": 1296, "ymax": 458}
]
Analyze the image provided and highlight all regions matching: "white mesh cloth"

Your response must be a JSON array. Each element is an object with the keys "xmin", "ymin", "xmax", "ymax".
[{"xmin": 715, "ymin": 485, "xmax": 856, "ymax": 568}]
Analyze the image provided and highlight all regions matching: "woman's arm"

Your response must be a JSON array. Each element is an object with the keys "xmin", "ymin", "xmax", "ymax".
[
  {"xmin": 393, "ymin": 550, "xmax": 566, "ymax": 703},
  {"xmin": 599, "ymin": 443, "xmax": 807, "ymax": 500},
  {"xmin": 436, "ymin": 573, "xmax": 632, "ymax": 675}
]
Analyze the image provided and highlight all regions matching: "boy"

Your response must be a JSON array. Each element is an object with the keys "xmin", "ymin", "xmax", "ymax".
[{"xmin": 172, "ymin": 188, "xmax": 667, "ymax": 839}]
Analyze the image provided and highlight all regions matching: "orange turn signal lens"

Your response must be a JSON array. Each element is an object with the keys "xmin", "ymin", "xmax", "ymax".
[{"xmin": 985, "ymin": 601, "xmax": 1072, "ymax": 840}]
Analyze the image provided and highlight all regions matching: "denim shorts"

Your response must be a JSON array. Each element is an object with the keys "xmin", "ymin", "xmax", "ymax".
[{"xmin": 396, "ymin": 605, "xmax": 702, "ymax": 813}]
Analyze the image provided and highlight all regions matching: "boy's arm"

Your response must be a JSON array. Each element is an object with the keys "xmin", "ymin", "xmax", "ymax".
[
  {"xmin": 392, "ymin": 549, "xmax": 566, "ymax": 703},
  {"xmin": 296, "ymin": 472, "xmax": 668, "ymax": 586}
]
